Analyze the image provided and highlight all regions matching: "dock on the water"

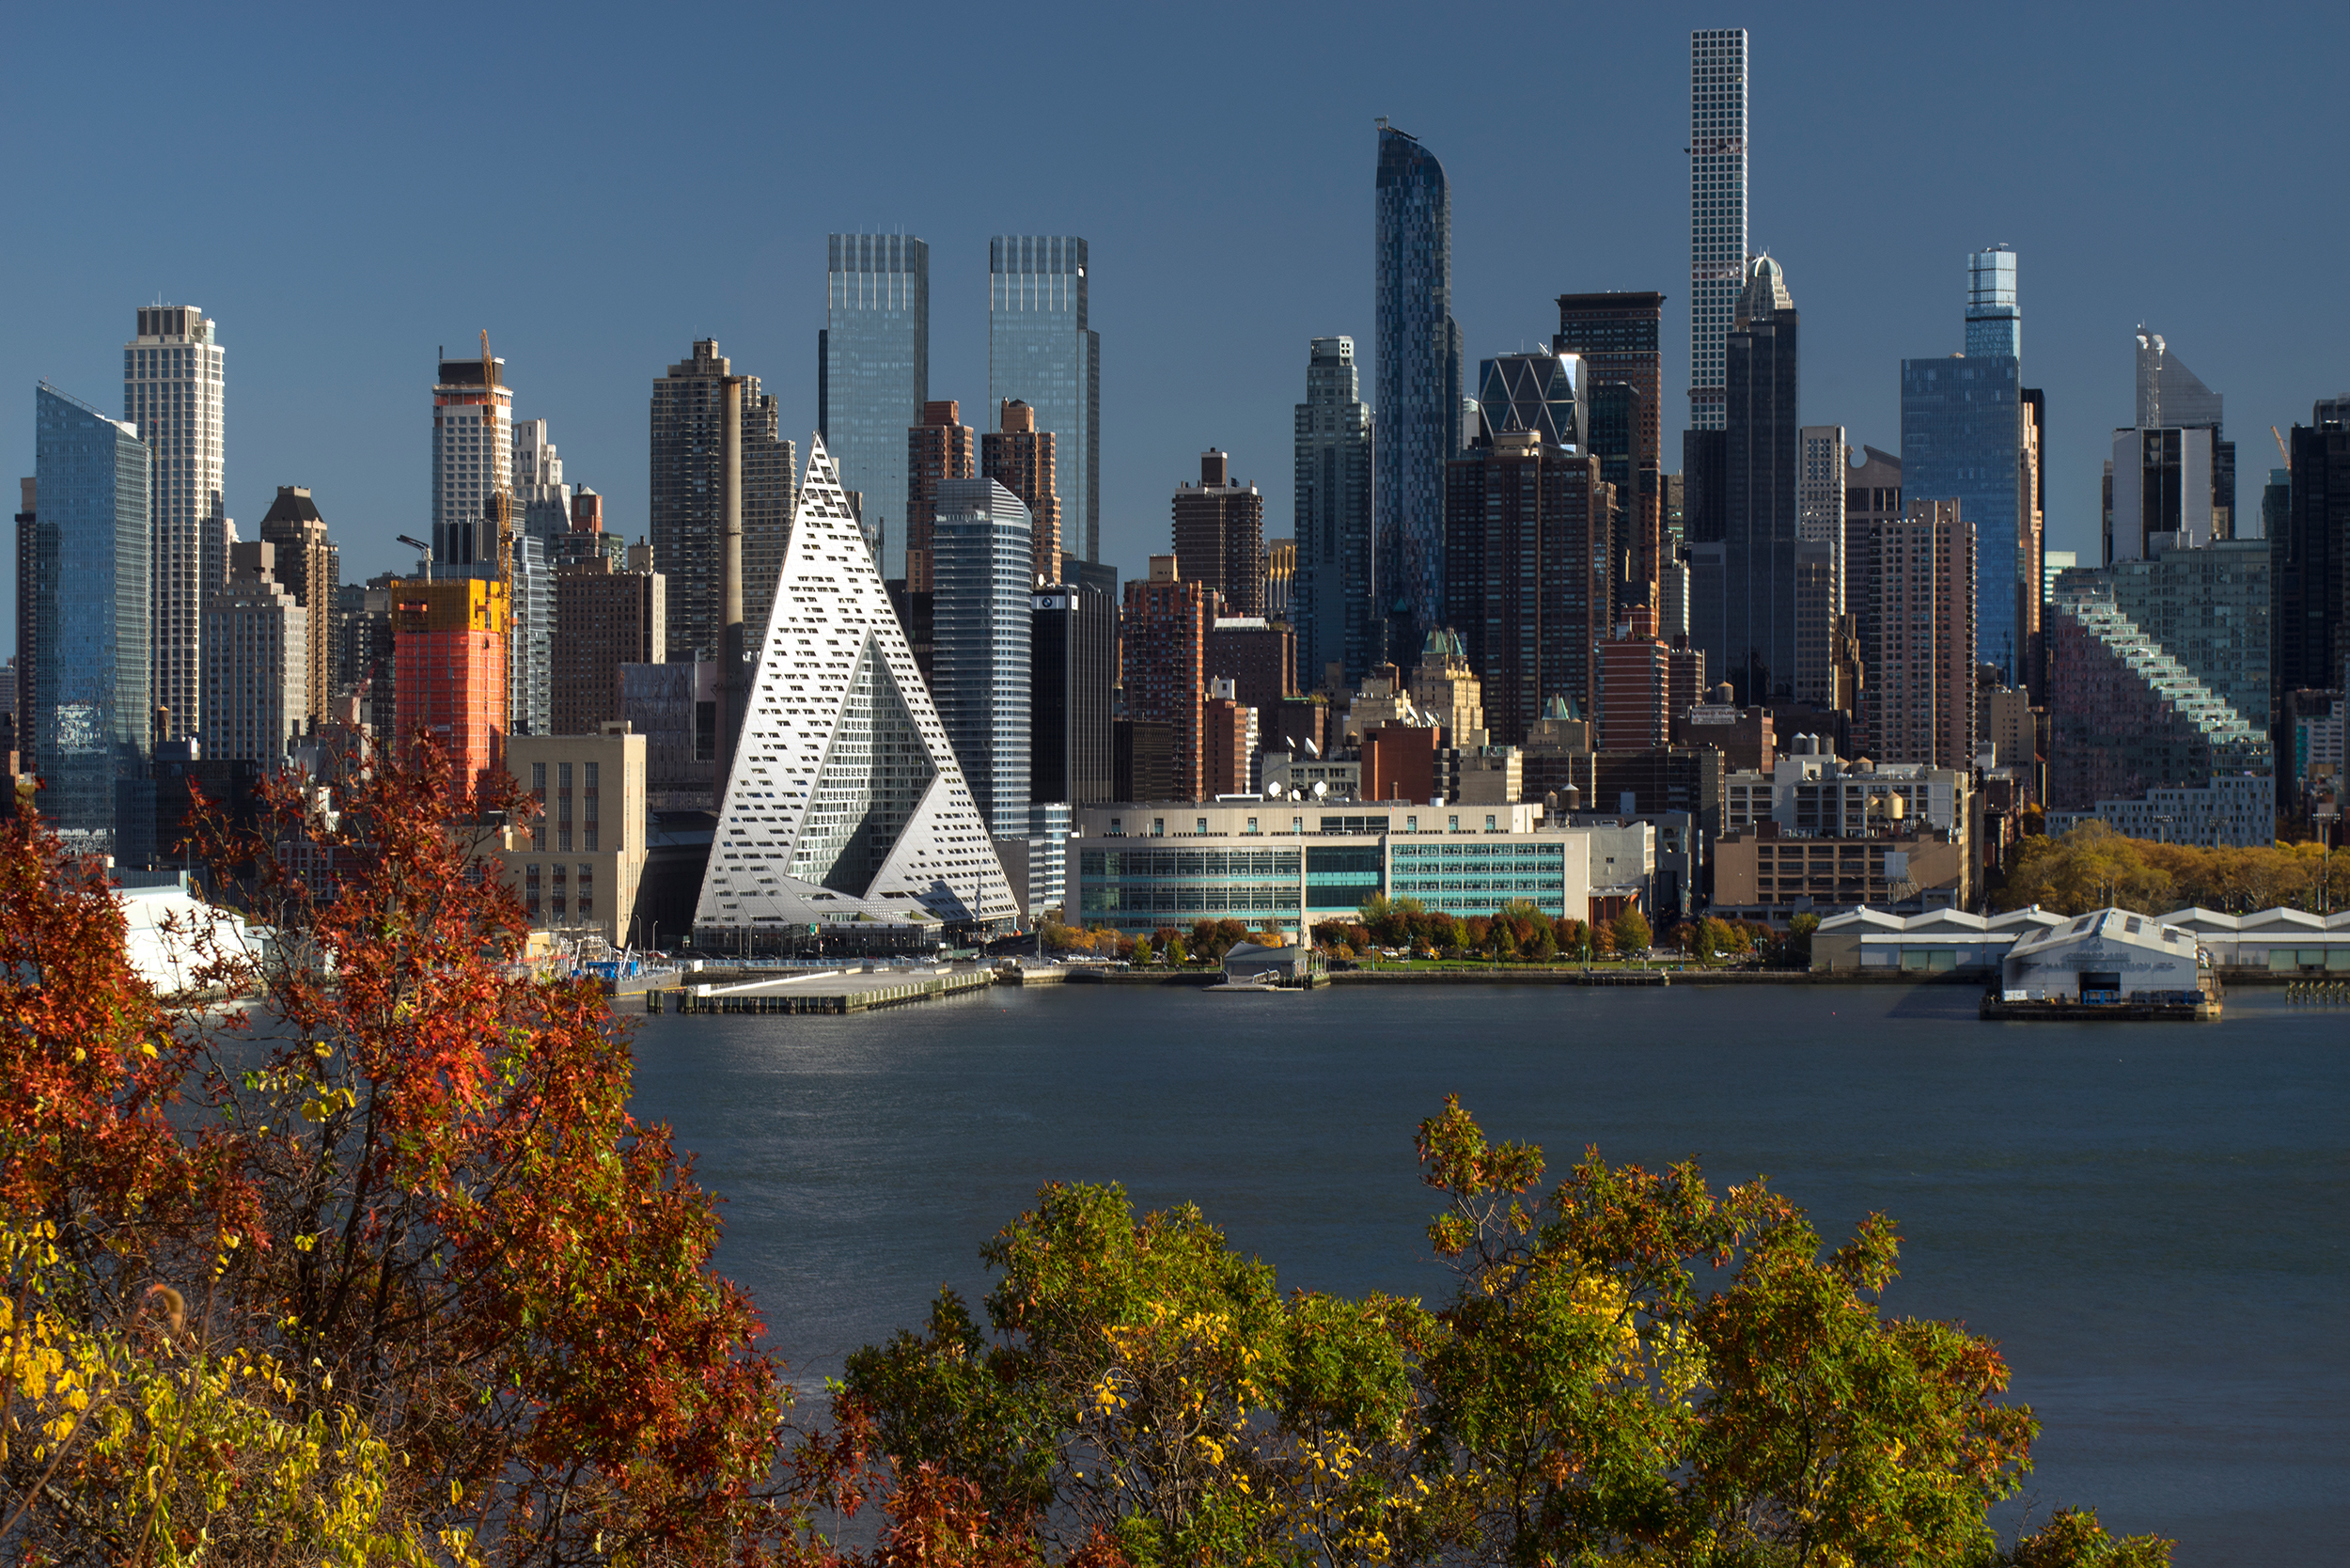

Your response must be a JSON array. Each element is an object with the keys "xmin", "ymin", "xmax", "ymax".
[
  {"xmin": 647, "ymin": 966, "xmax": 997, "ymax": 1015},
  {"xmin": 1978, "ymin": 989, "xmax": 2221, "ymax": 1021}
]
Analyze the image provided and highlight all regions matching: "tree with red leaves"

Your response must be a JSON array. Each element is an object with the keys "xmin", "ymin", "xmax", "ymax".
[{"xmin": 1, "ymin": 749, "xmax": 817, "ymax": 1563}]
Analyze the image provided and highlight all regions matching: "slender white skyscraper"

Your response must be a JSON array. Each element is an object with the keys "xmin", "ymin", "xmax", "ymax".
[
  {"xmin": 124, "ymin": 306, "xmax": 227, "ymax": 743},
  {"xmin": 1689, "ymin": 29, "xmax": 1748, "ymax": 432},
  {"xmin": 431, "ymin": 349, "xmax": 513, "ymax": 571}
]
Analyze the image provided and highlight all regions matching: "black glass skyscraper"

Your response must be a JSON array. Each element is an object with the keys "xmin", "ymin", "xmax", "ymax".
[
  {"xmin": 1374, "ymin": 120, "xmax": 1461, "ymax": 660},
  {"xmin": 1293, "ymin": 336, "xmax": 1372, "ymax": 690},
  {"xmin": 1690, "ymin": 256, "xmax": 1800, "ymax": 706}
]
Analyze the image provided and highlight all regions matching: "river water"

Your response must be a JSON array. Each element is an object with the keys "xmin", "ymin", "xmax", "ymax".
[{"xmin": 626, "ymin": 981, "xmax": 2344, "ymax": 1563}]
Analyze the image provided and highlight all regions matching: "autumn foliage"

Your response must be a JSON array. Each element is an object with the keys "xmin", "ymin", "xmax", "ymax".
[
  {"xmin": 2, "ymin": 750, "xmax": 2176, "ymax": 1564},
  {"xmin": 844, "ymin": 1098, "xmax": 2173, "ymax": 1567},
  {"xmin": 1997, "ymin": 820, "xmax": 2349, "ymax": 916}
]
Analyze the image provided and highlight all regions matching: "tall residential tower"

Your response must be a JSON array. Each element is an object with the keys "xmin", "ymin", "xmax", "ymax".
[
  {"xmin": 431, "ymin": 351, "xmax": 511, "ymax": 572},
  {"xmin": 988, "ymin": 236, "xmax": 1098, "ymax": 563},
  {"xmin": 1374, "ymin": 120, "xmax": 1461, "ymax": 660},
  {"xmin": 1293, "ymin": 335, "xmax": 1373, "ymax": 691},
  {"xmin": 124, "ymin": 306, "xmax": 226, "ymax": 745},
  {"xmin": 821, "ymin": 233, "xmax": 929, "ymax": 573},
  {"xmin": 1689, "ymin": 30, "xmax": 1748, "ymax": 432},
  {"xmin": 650, "ymin": 339, "xmax": 794, "ymax": 662}
]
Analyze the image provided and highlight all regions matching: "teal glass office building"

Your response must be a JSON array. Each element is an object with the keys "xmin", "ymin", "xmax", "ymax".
[
  {"xmin": 988, "ymin": 235, "xmax": 1097, "ymax": 563},
  {"xmin": 1903, "ymin": 248, "xmax": 2027, "ymax": 681},
  {"xmin": 32, "ymin": 384, "xmax": 153, "ymax": 863},
  {"xmin": 820, "ymin": 234, "xmax": 929, "ymax": 576}
]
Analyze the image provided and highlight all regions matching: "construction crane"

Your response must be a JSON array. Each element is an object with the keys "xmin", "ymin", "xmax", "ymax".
[
  {"xmin": 481, "ymin": 330, "xmax": 513, "ymax": 605},
  {"xmin": 2274, "ymin": 424, "xmax": 2292, "ymax": 473}
]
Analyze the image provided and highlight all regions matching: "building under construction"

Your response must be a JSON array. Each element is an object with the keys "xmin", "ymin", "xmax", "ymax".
[{"xmin": 391, "ymin": 577, "xmax": 509, "ymax": 788}]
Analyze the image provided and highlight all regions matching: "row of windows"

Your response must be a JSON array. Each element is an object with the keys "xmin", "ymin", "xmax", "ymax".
[
  {"xmin": 1079, "ymin": 885, "xmax": 1299, "ymax": 915},
  {"xmin": 1079, "ymin": 849, "xmax": 1302, "ymax": 878}
]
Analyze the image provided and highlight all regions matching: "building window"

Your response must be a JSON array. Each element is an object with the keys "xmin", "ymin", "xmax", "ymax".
[
  {"xmin": 1246, "ymin": 817, "xmax": 1258, "ymax": 833},
  {"xmin": 1152, "ymin": 818, "xmax": 1165, "ymax": 836},
  {"xmin": 1291, "ymin": 817, "xmax": 1304, "ymax": 834},
  {"xmin": 1449, "ymin": 815, "xmax": 1459, "ymax": 831},
  {"xmin": 585, "ymin": 761, "xmax": 598, "ymax": 788},
  {"xmin": 1406, "ymin": 815, "xmax": 1418, "ymax": 832},
  {"xmin": 578, "ymin": 865, "xmax": 593, "ymax": 917},
  {"xmin": 1196, "ymin": 818, "xmax": 1208, "ymax": 834},
  {"xmin": 584, "ymin": 827, "xmax": 598, "ymax": 852},
  {"xmin": 557, "ymin": 829, "xmax": 572, "ymax": 853},
  {"xmin": 558, "ymin": 762, "xmax": 572, "ymax": 789},
  {"xmin": 1485, "ymin": 816, "xmax": 1497, "ymax": 831},
  {"xmin": 1109, "ymin": 817, "xmax": 1122, "ymax": 835},
  {"xmin": 532, "ymin": 762, "xmax": 546, "ymax": 792}
]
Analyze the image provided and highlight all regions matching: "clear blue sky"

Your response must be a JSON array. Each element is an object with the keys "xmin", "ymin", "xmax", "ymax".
[{"xmin": 6, "ymin": 0, "xmax": 2345, "ymax": 647}]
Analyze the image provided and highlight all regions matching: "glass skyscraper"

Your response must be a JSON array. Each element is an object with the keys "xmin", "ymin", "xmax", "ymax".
[
  {"xmin": 1903, "ymin": 247, "xmax": 2027, "ymax": 681},
  {"xmin": 1374, "ymin": 120, "xmax": 1461, "ymax": 659},
  {"xmin": 821, "ymin": 233, "xmax": 929, "ymax": 577},
  {"xmin": 1689, "ymin": 29, "xmax": 1748, "ymax": 432},
  {"xmin": 1293, "ymin": 336, "xmax": 1373, "ymax": 690},
  {"xmin": 32, "ymin": 384, "xmax": 153, "ymax": 863},
  {"xmin": 931, "ymin": 478, "xmax": 1033, "ymax": 837},
  {"xmin": 988, "ymin": 236, "xmax": 1098, "ymax": 564}
]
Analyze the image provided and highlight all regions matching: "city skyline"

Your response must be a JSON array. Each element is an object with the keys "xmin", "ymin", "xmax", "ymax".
[{"xmin": 4, "ymin": 7, "xmax": 2346, "ymax": 653}]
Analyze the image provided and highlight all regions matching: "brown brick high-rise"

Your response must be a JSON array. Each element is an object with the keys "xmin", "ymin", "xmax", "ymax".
[
  {"xmin": 1170, "ymin": 449, "xmax": 1264, "ymax": 618},
  {"xmin": 981, "ymin": 399, "xmax": 1060, "ymax": 583},
  {"xmin": 904, "ymin": 400, "xmax": 974, "ymax": 592},
  {"xmin": 1122, "ymin": 557, "xmax": 1213, "ymax": 801},
  {"xmin": 554, "ymin": 558, "xmax": 665, "ymax": 736}
]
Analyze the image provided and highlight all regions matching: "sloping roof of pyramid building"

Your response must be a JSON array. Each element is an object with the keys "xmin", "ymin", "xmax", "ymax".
[{"xmin": 692, "ymin": 437, "xmax": 1018, "ymax": 934}]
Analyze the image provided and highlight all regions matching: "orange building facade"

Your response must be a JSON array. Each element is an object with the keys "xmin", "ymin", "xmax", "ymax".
[{"xmin": 392, "ymin": 577, "xmax": 510, "ymax": 787}]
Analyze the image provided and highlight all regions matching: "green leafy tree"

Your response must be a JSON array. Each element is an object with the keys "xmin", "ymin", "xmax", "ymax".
[
  {"xmin": 1611, "ymin": 907, "xmax": 1653, "ymax": 956},
  {"xmin": 844, "ymin": 1183, "xmax": 1435, "ymax": 1566}
]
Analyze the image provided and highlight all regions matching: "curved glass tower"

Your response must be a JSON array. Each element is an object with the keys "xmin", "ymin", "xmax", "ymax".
[{"xmin": 1374, "ymin": 120, "xmax": 1460, "ymax": 659}]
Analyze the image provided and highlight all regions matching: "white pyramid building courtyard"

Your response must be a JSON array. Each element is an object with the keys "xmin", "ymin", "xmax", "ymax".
[{"xmin": 692, "ymin": 438, "xmax": 1018, "ymax": 943}]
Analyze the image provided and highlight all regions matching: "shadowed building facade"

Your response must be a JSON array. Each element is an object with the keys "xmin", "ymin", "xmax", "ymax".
[
  {"xmin": 1294, "ymin": 336, "xmax": 1374, "ymax": 691},
  {"xmin": 1689, "ymin": 255, "xmax": 1800, "ymax": 707},
  {"xmin": 1374, "ymin": 121, "xmax": 1462, "ymax": 659},
  {"xmin": 650, "ymin": 340, "xmax": 793, "ymax": 660}
]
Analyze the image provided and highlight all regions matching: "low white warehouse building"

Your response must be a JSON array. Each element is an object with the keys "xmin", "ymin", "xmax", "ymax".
[{"xmin": 2000, "ymin": 909, "xmax": 2207, "ymax": 1002}]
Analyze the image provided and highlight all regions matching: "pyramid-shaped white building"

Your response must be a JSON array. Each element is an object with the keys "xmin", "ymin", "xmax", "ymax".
[{"xmin": 692, "ymin": 438, "xmax": 1018, "ymax": 941}]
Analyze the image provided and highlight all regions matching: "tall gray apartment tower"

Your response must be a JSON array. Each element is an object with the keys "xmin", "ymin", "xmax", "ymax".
[
  {"xmin": 820, "ymin": 234, "xmax": 929, "ymax": 576},
  {"xmin": 989, "ymin": 236, "xmax": 1099, "ymax": 564},
  {"xmin": 124, "ymin": 306, "xmax": 227, "ymax": 745},
  {"xmin": 1689, "ymin": 29, "xmax": 1748, "ymax": 432},
  {"xmin": 650, "ymin": 340, "xmax": 795, "ymax": 663},
  {"xmin": 1294, "ymin": 336, "xmax": 1374, "ymax": 691},
  {"xmin": 1374, "ymin": 120, "xmax": 1462, "ymax": 661}
]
